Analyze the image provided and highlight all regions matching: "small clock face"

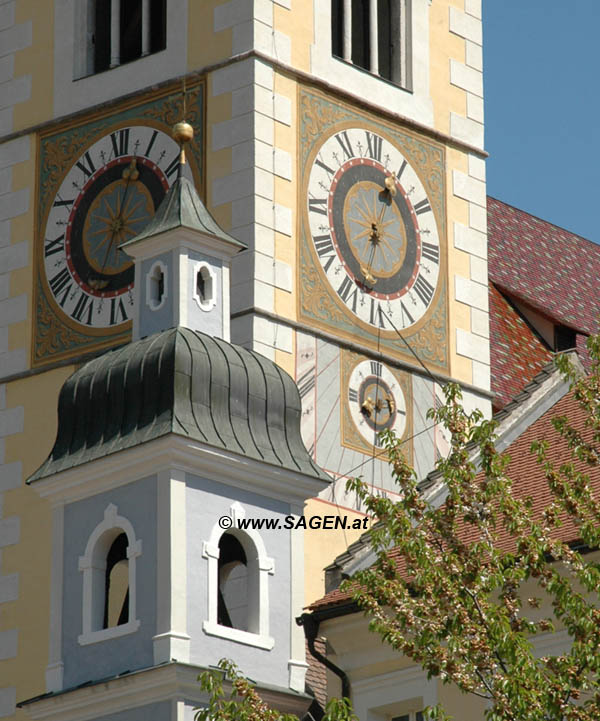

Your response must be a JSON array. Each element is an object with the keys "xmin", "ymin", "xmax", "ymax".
[
  {"xmin": 347, "ymin": 359, "xmax": 407, "ymax": 447},
  {"xmin": 306, "ymin": 126, "xmax": 441, "ymax": 331},
  {"xmin": 42, "ymin": 125, "xmax": 189, "ymax": 330}
]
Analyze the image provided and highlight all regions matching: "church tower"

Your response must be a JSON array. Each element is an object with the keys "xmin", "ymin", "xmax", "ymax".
[
  {"xmin": 19, "ymin": 130, "xmax": 328, "ymax": 720},
  {"xmin": 0, "ymin": 2, "xmax": 488, "ymax": 715}
]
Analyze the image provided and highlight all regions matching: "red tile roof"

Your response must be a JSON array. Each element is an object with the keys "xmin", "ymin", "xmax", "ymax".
[
  {"xmin": 487, "ymin": 197, "xmax": 600, "ymax": 335},
  {"xmin": 489, "ymin": 284, "xmax": 553, "ymax": 411},
  {"xmin": 311, "ymin": 387, "xmax": 598, "ymax": 611}
]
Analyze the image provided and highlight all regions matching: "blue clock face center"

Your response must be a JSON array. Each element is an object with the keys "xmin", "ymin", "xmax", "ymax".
[{"xmin": 84, "ymin": 178, "xmax": 153, "ymax": 277}]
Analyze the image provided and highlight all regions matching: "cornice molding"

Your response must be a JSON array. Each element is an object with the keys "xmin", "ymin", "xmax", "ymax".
[
  {"xmin": 29, "ymin": 433, "xmax": 330, "ymax": 507},
  {"xmin": 0, "ymin": 52, "xmax": 487, "ymax": 160}
]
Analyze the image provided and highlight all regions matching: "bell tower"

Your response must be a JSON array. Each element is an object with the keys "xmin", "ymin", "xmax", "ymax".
[{"xmin": 21, "ymin": 127, "xmax": 328, "ymax": 721}]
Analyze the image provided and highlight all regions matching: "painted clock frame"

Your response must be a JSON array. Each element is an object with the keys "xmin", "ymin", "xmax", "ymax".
[
  {"xmin": 298, "ymin": 87, "xmax": 448, "ymax": 372},
  {"xmin": 33, "ymin": 81, "xmax": 204, "ymax": 367},
  {"xmin": 340, "ymin": 350, "xmax": 413, "ymax": 463}
]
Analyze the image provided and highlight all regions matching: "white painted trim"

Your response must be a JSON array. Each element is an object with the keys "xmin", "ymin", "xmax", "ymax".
[
  {"xmin": 46, "ymin": 503, "xmax": 64, "ymax": 692},
  {"xmin": 145, "ymin": 260, "xmax": 168, "ymax": 311},
  {"xmin": 154, "ymin": 468, "xmax": 190, "ymax": 664},
  {"xmin": 288, "ymin": 659, "xmax": 309, "ymax": 693},
  {"xmin": 192, "ymin": 261, "xmax": 217, "ymax": 312},
  {"xmin": 78, "ymin": 619, "xmax": 141, "ymax": 646},
  {"xmin": 77, "ymin": 503, "xmax": 142, "ymax": 645},
  {"xmin": 124, "ymin": 227, "xmax": 243, "ymax": 264},
  {"xmin": 54, "ymin": 0, "xmax": 189, "ymax": 118},
  {"xmin": 289, "ymin": 502, "xmax": 305, "ymax": 668},
  {"xmin": 311, "ymin": 0, "xmax": 433, "ymax": 127},
  {"xmin": 21, "ymin": 662, "xmax": 312, "ymax": 721},
  {"xmin": 202, "ymin": 620, "xmax": 274, "ymax": 649},
  {"xmin": 202, "ymin": 502, "xmax": 274, "ymax": 649},
  {"xmin": 30, "ymin": 434, "xmax": 330, "ymax": 507}
]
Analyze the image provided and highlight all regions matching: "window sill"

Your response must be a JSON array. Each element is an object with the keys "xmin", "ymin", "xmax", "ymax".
[
  {"xmin": 203, "ymin": 620, "xmax": 274, "ymax": 650},
  {"xmin": 78, "ymin": 619, "xmax": 140, "ymax": 646}
]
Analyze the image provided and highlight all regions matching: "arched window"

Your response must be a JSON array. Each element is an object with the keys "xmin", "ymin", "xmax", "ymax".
[
  {"xmin": 104, "ymin": 533, "xmax": 129, "ymax": 629},
  {"xmin": 218, "ymin": 532, "xmax": 248, "ymax": 631},
  {"xmin": 78, "ymin": 504, "xmax": 141, "ymax": 645},
  {"xmin": 203, "ymin": 503, "xmax": 274, "ymax": 649}
]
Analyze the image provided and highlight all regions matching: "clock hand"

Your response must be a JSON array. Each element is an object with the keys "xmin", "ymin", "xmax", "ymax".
[
  {"xmin": 90, "ymin": 160, "xmax": 139, "ymax": 287},
  {"xmin": 361, "ymin": 175, "xmax": 397, "ymax": 287}
]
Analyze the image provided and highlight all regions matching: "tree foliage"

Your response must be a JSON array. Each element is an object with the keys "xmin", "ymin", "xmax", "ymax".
[
  {"xmin": 197, "ymin": 337, "xmax": 600, "ymax": 721},
  {"xmin": 346, "ymin": 336, "xmax": 600, "ymax": 721},
  {"xmin": 196, "ymin": 659, "xmax": 357, "ymax": 721}
]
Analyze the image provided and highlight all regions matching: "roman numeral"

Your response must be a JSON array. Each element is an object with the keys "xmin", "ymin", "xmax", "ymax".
[
  {"xmin": 164, "ymin": 153, "xmax": 180, "ymax": 179},
  {"xmin": 53, "ymin": 196, "xmax": 74, "ymax": 209},
  {"xmin": 314, "ymin": 235, "xmax": 337, "ymax": 273},
  {"xmin": 145, "ymin": 130, "xmax": 158, "ymax": 157},
  {"xmin": 110, "ymin": 297, "xmax": 128, "ymax": 326},
  {"xmin": 413, "ymin": 275, "xmax": 435, "ymax": 306},
  {"xmin": 421, "ymin": 242, "xmax": 439, "ymax": 263},
  {"xmin": 397, "ymin": 159, "xmax": 407, "ymax": 180},
  {"xmin": 314, "ymin": 234, "xmax": 334, "ymax": 257},
  {"xmin": 315, "ymin": 155, "xmax": 336, "ymax": 180},
  {"xmin": 71, "ymin": 292, "xmax": 94, "ymax": 325},
  {"xmin": 335, "ymin": 131, "xmax": 354, "ymax": 161},
  {"xmin": 369, "ymin": 299, "xmax": 387, "ymax": 328},
  {"xmin": 370, "ymin": 361, "xmax": 382, "ymax": 377},
  {"xmin": 308, "ymin": 198, "xmax": 328, "ymax": 215},
  {"xmin": 365, "ymin": 132, "xmax": 383, "ymax": 162},
  {"xmin": 400, "ymin": 301, "xmax": 415, "ymax": 326},
  {"xmin": 298, "ymin": 368, "xmax": 316, "ymax": 398},
  {"xmin": 414, "ymin": 198, "xmax": 432, "ymax": 215},
  {"xmin": 110, "ymin": 129, "xmax": 130, "ymax": 157},
  {"xmin": 348, "ymin": 387, "xmax": 358, "ymax": 403},
  {"xmin": 48, "ymin": 267, "xmax": 73, "ymax": 306},
  {"xmin": 76, "ymin": 151, "xmax": 96, "ymax": 179},
  {"xmin": 337, "ymin": 276, "xmax": 358, "ymax": 312},
  {"xmin": 44, "ymin": 234, "xmax": 64, "ymax": 257}
]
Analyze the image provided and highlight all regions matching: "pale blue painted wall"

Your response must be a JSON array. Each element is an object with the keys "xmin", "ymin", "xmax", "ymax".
[
  {"xmin": 187, "ymin": 250, "xmax": 223, "ymax": 338},
  {"xmin": 140, "ymin": 252, "xmax": 172, "ymax": 337},
  {"xmin": 62, "ymin": 476, "xmax": 157, "ymax": 688},
  {"xmin": 185, "ymin": 474, "xmax": 292, "ymax": 689}
]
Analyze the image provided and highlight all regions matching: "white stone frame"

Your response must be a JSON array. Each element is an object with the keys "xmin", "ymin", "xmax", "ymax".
[
  {"xmin": 192, "ymin": 261, "xmax": 217, "ymax": 312},
  {"xmin": 311, "ymin": 0, "xmax": 433, "ymax": 128},
  {"xmin": 146, "ymin": 260, "xmax": 168, "ymax": 312},
  {"xmin": 78, "ymin": 503, "xmax": 142, "ymax": 646},
  {"xmin": 202, "ymin": 502, "xmax": 275, "ymax": 649},
  {"xmin": 54, "ymin": 0, "xmax": 188, "ymax": 118}
]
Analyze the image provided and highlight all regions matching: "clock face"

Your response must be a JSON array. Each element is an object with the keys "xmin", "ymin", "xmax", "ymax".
[
  {"xmin": 42, "ymin": 124, "xmax": 189, "ymax": 330},
  {"xmin": 306, "ymin": 126, "xmax": 441, "ymax": 332},
  {"xmin": 347, "ymin": 359, "xmax": 407, "ymax": 447}
]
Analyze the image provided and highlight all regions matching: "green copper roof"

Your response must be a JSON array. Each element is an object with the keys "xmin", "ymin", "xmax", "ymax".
[
  {"xmin": 121, "ymin": 175, "xmax": 246, "ymax": 250},
  {"xmin": 28, "ymin": 328, "xmax": 329, "ymax": 483}
]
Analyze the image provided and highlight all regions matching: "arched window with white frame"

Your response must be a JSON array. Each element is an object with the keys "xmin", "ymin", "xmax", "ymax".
[
  {"xmin": 78, "ymin": 504, "xmax": 142, "ymax": 645},
  {"xmin": 203, "ymin": 502, "xmax": 274, "ymax": 649}
]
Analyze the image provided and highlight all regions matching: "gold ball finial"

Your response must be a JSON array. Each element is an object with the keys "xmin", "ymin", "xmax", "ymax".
[{"xmin": 172, "ymin": 121, "xmax": 194, "ymax": 145}]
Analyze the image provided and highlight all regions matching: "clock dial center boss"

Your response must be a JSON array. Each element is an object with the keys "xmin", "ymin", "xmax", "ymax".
[{"xmin": 306, "ymin": 126, "xmax": 441, "ymax": 331}]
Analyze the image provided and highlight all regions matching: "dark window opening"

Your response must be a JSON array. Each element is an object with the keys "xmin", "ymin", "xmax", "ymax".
[
  {"xmin": 93, "ymin": 0, "xmax": 166, "ymax": 74},
  {"xmin": 331, "ymin": 0, "xmax": 404, "ymax": 86},
  {"xmin": 351, "ymin": 0, "xmax": 370, "ymax": 70},
  {"xmin": 218, "ymin": 533, "xmax": 248, "ymax": 631},
  {"xmin": 331, "ymin": 0, "xmax": 344, "ymax": 59},
  {"xmin": 554, "ymin": 325, "xmax": 577, "ymax": 352},
  {"xmin": 103, "ymin": 533, "xmax": 129, "ymax": 629}
]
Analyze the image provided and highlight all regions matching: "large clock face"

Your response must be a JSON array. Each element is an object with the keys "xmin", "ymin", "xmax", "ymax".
[
  {"xmin": 306, "ymin": 126, "xmax": 441, "ymax": 332},
  {"xmin": 42, "ymin": 124, "xmax": 189, "ymax": 330}
]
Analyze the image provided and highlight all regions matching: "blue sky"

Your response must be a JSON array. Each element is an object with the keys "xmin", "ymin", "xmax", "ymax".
[{"xmin": 483, "ymin": 1, "xmax": 600, "ymax": 243}]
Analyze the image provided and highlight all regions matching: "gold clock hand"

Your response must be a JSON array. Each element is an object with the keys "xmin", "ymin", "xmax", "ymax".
[{"xmin": 361, "ymin": 176, "xmax": 396, "ymax": 286}]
